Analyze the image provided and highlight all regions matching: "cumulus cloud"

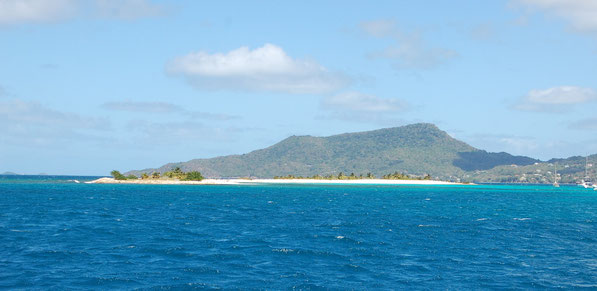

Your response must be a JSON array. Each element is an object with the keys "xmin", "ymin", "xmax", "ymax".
[
  {"xmin": 101, "ymin": 101, "xmax": 238, "ymax": 120},
  {"xmin": 320, "ymin": 91, "xmax": 408, "ymax": 123},
  {"xmin": 0, "ymin": 0, "xmax": 164, "ymax": 24},
  {"xmin": 513, "ymin": 86, "xmax": 597, "ymax": 112},
  {"xmin": 515, "ymin": 0, "xmax": 597, "ymax": 34},
  {"xmin": 360, "ymin": 20, "xmax": 458, "ymax": 70},
  {"xmin": 167, "ymin": 43, "xmax": 349, "ymax": 94}
]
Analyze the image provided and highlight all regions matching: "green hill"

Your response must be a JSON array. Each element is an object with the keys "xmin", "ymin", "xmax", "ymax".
[
  {"xmin": 1, "ymin": 171, "xmax": 19, "ymax": 175},
  {"xmin": 129, "ymin": 123, "xmax": 541, "ymax": 180},
  {"xmin": 467, "ymin": 154, "xmax": 597, "ymax": 184}
]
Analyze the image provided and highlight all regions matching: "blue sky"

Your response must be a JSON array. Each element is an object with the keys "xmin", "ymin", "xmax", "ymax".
[{"xmin": 1, "ymin": 0, "xmax": 597, "ymax": 175}]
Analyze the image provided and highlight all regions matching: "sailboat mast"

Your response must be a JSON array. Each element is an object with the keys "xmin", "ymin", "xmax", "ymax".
[{"xmin": 586, "ymin": 157, "xmax": 589, "ymax": 179}]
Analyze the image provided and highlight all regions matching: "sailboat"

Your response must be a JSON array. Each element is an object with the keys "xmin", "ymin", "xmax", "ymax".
[
  {"xmin": 578, "ymin": 157, "xmax": 593, "ymax": 188},
  {"xmin": 553, "ymin": 164, "xmax": 559, "ymax": 187}
]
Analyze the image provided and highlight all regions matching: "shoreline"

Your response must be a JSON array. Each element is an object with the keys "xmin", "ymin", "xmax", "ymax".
[{"xmin": 86, "ymin": 177, "xmax": 465, "ymax": 186}]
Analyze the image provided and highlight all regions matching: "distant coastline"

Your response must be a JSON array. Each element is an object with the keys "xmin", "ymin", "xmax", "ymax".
[{"xmin": 86, "ymin": 177, "xmax": 464, "ymax": 186}]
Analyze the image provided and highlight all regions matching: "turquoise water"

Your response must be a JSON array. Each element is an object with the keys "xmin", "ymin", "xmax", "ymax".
[{"xmin": 1, "ymin": 176, "xmax": 596, "ymax": 289}]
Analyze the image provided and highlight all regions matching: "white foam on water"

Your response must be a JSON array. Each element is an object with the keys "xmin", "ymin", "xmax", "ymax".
[
  {"xmin": 476, "ymin": 218, "xmax": 488, "ymax": 221},
  {"xmin": 513, "ymin": 218, "xmax": 531, "ymax": 221}
]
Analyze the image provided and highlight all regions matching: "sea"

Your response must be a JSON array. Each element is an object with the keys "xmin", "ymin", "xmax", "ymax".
[{"xmin": 1, "ymin": 175, "xmax": 596, "ymax": 289}]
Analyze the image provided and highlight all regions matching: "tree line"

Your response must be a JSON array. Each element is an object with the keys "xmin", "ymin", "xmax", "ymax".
[
  {"xmin": 110, "ymin": 167, "xmax": 204, "ymax": 181},
  {"xmin": 273, "ymin": 171, "xmax": 431, "ymax": 180}
]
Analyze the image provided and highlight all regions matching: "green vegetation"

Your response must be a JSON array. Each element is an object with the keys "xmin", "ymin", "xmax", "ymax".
[
  {"xmin": 453, "ymin": 151, "xmax": 537, "ymax": 171},
  {"xmin": 463, "ymin": 154, "xmax": 597, "ymax": 184},
  {"xmin": 111, "ymin": 170, "xmax": 127, "ymax": 180},
  {"xmin": 383, "ymin": 171, "xmax": 431, "ymax": 180},
  {"xmin": 130, "ymin": 123, "xmax": 480, "ymax": 179},
  {"xmin": 274, "ymin": 171, "xmax": 430, "ymax": 180},
  {"xmin": 125, "ymin": 123, "xmax": 597, "ymax": 184},
  {"xmin": 163, "ymin": 167, "xmax": 185, "ymax": 179},
  {"xmin": 112, "ymin": 168, "xmax": 204, "ymax": 182},
  {"xmin": 183, "ymin": 171, "xmax": 204, "ymax": 181}
]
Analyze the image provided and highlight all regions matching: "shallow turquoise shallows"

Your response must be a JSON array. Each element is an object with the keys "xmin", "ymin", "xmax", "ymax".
[{"xmin": 1, "ymin": 176, "xmax": 596, "ymax": 289}]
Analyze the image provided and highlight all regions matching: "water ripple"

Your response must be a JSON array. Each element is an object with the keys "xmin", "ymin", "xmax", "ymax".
[{"xmin": 0, "ymin": 182, "xmax": 596, "ymax": 289}]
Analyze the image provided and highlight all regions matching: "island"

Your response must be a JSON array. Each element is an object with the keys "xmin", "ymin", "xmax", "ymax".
[
  {"xmin": 90, "ymin": 124, "xmax": 596, "ymax": 185},
  {"xmin": 86, "ymin": 168, "xmax": 464, "ymax": 186}
]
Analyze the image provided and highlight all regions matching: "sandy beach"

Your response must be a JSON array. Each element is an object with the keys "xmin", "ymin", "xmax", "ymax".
[{"xmin": 86, "ymin": 177, "xmax": 463, "ymax": 186}]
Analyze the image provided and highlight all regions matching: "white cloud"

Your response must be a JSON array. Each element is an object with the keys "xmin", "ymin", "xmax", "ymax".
[
  {"xmin": 360, "ymin": 19, "xmax": 396, "ymax": 38},
  {"xmin": 499, "ymin": 137, "xmax": 539, "ymax": 152},
  {"xmin": 322, "ymin": 92, "xmax": 408, "ymax": 113},
  {"xmin": 465, "ymin": 133, "xmax": 539, "ymax": 156},
  {"xmin": 569, "ymin": 118, "xmax": 597, "ymax": 130},
  {"xmin": 101, "ymin": 101, "xmax": 238, "ymax": 120},
  {"xmin": 1, "ymin": 99, "xmax": 107, "ymax": 129},
  {"xmin": 0, "ymin": 0, "xmax": 164, "ymax": 24},
  {"xmin": 0, "ymin": 99, "xmax": 110, "ymax": 146},
  {"xmin": 360, "ymin": 20, "xmax": 458, "ymax": 70},
  {"xmin": 513, "ymin": 86, "xmax": 597, "ymax": 112},
  {"xmin": 126, "ymin": 120, "xmax": 232, "ymax": 144},
  {"xmin": 0, "ymin": 0, "xmax": 77, "ymax": 24},
  {"xmin": 465, "ymin": 132, "xmax": 597, "ymax": 160},
  {"xmin": 167, "ymin": 43, "xmax": 349, "ymax": 94},
  {"xmin": 515, "ymin": 0, "xmax": 597, "ymax": 34},
  {"xmin": 320, "ymin": 91, "xmax": 408, "ymax": 124},
  {"xmin": 470, "ymin": 22, "xmax": 496, "ymax": 41},
  {"xmin": 103, "ymin": 101, "xmax": 181, "ymax": 113},
  {"xmin": 94, "ymin": 0, "xmax": 164, "ymax": 20}
]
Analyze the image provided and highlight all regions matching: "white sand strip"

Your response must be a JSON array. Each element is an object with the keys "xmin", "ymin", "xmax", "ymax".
[{"xmin": 86, "ymin": 177, "xmax": 463, "ymax": 186}]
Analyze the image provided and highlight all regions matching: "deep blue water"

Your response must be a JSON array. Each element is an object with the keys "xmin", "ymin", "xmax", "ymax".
[{"xmin": 1, "ymin": 176, "xmax": 596, "ymax": 289}]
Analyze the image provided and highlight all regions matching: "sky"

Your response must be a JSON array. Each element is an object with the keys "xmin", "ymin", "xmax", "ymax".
[{"xmin": 1, "ymin": 0, "xmax": 597, "ymax": 175}]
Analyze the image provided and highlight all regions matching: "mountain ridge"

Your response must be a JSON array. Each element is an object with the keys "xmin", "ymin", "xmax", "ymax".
[{"xmin": 128, "ymin": 123, "xmax": 545, "ymax": 180}]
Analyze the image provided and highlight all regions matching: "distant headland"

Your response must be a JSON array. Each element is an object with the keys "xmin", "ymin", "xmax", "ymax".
[
  {"xmin": 118, "ymin": 123, "xmax": 595, "ymax": 184},
  {"xmin": 1, "ymin": 172, "xmax": 20, "ymax": 175}
]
